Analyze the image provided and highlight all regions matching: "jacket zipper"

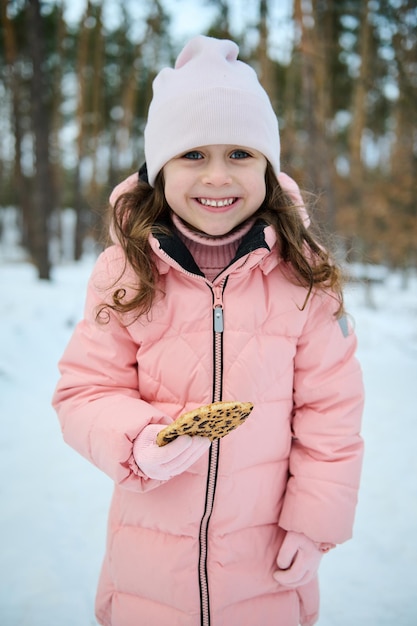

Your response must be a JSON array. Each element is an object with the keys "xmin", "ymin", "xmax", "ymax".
[
  {"xmin": 199, "ymin": 280, "xmax": 226, "ymax": 626},
  {"xmin": 157, "ymin": 243, "xmax": 232, "ymax": 623}
]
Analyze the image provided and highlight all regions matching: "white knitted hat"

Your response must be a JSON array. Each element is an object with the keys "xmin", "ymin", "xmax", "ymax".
[{"xmin": 144, "ymin": 35, "xmax": 280, "ymax": 186}]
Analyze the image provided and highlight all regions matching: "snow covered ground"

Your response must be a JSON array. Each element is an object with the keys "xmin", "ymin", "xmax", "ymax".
[{"xmin": 1, "ymin": 256, "xmax": 416, "ymax": 625}]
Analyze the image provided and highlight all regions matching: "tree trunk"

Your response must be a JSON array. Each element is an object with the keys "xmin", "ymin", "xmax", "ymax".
[
  {"xmin": 50, "ymin": 4, "xmax": 66, "ymax": 256},
  {"xmin": 348, "ymin": 0, "xmax": 371, "ymax": 184},
  {"xmin": 0, "ymin": 0, "xmax": 31, "ymax": 250},
  {"xmin": 26, "ymin": 0, "xmax": 54, "ymax": 279},
  {"xmin": 347, "ymin": 1, "xmax": 372, "ymax": 267},
  {"xmin": 257, "ymin": 0, "xmax": 276, "ymax": 108},
  {"xmin": 86, "ymin": 4, "xmax": 104, "ymax": 208},
  {"xmin": 295, "ymin": 0, "xmax": 336, "ymax": 230},
  {"xmin": 73, "ymin": 1, "xmax": 92, "ymax": 260},
  {"xmin": 389, "ymin": 3, "xmax": 417, "ymax": 271}
]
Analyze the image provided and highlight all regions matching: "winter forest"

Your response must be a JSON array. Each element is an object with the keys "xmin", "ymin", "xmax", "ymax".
[
  {"xmin": 1, "ymin": 0, "xmax": 416, "ymax": 275},
  {"xmin": 1, "ymin": 1, "xmax": 417, "ymax": 625}
]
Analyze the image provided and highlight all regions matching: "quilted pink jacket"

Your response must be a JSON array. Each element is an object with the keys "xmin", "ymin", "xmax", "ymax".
[{"xmin": 53, "ymin": 220, "xmax": 364, "ymax": 626}]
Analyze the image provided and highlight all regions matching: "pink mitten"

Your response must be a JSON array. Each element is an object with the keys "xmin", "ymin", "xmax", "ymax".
[
  {"xmin": 133, "ymin": 423, "xmax": 211, "ymax": 481},
  {"xmin": 273, "ymin": 531, "xmax": 323, "ymax": 588}
]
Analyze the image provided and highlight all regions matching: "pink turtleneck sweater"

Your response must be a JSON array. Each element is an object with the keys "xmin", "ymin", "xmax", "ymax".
[{"xmin": 171, "ymin": 213, "xmax": 255, "ymax": 281}]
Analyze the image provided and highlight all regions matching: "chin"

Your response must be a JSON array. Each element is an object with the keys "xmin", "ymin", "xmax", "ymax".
[
  {"xmin": 204, "ymin": 227, "xmax": 233, "ymax": 237},
  {"xmin": 200, "ymin": 220, "xmax": 238, "ymax": 236}
]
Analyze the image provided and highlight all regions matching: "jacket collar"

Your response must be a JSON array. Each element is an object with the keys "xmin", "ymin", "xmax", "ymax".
[{"xmin": 150, "ymin": 218, "xmax": 279, "ymax": 277}]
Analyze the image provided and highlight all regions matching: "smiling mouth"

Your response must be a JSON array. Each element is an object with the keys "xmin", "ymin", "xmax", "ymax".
[{"xmin": 197, "ymin": 197, "xmax": 236, "ymax": 208}]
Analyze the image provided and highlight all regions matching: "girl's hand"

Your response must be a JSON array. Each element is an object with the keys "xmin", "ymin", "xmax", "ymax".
[
  {"xmin": 273, "ymin": 531, "xmax": 323, "ymax": 588},
  {"xmin": 133, "ymin": 423, "xmax": 211, "ymax": 481}
]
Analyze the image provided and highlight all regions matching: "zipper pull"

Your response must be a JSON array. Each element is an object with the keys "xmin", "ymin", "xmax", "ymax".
[
  {"xmin": 212, "ymin": 284, "xmax": 224, "ymax": 333},
  {"xmin": 213, "ymin": 306, "xmax": 224, "ymax": 333}
]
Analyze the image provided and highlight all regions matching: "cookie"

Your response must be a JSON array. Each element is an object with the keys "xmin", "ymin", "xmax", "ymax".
[{"xmin": 156, "ymin": 401, "xmax": 254, "ymax": 447}]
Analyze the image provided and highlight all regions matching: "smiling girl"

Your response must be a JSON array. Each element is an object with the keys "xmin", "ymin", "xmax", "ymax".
[
  {"xmin": 163, "ymin": 144, "xmax": 267, "ymax": 237},
  {"xmin": 53, "ymin": 36, "xmax": 364, "ymax": 626}
]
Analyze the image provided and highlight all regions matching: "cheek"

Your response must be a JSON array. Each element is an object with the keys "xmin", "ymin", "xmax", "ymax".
[
  {"xmin": 163, "ymin": 168, "xmax": 191, "ymax": 206},
  {"xmin": 163, "ymin": 178, "xmax": 180, "ymax": 207},
  {"xmin": 253, "ymin": 176, "xmax": 266, "ymax": 205}
]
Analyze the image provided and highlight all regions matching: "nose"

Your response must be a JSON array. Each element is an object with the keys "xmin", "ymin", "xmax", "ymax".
[{"xmin": 201, "ymin": 159, "xmax": 232, "ymax": 186}]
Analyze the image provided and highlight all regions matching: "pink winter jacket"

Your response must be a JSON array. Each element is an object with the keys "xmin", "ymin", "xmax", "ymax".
[{"xmin": 53, "ymin": 219, "xmax": 364, "ymax": 626}]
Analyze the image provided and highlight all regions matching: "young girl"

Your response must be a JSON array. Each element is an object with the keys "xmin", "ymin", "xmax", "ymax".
[{"xmin": 53, "ymin": 36, "xmax": 364, "ymax": 626}]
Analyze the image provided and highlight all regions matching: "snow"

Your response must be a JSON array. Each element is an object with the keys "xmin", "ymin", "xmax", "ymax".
[{"xmin": 1, "ymin": 256, "xmax": 416, "ymax": 625}]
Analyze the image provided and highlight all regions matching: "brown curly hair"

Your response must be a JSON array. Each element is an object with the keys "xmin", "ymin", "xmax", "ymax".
[{"xmin": 102, "ymin": 162, "xmax": 344, "ymax": 321}]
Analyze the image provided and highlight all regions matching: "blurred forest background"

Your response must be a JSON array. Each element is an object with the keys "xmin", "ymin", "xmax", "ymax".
[{"xmin": 0, "ymin": 0, "xmax": 416, "ymax": 280}]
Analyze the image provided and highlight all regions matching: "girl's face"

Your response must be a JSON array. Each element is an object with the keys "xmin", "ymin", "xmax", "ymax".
[{"xmin": 163, "ymin": 144, "xmax": 267, "ymax": 236}]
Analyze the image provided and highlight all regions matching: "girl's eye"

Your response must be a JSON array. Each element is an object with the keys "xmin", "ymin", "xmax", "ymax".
[
  {"xmin": 183, "ymin": 151, "xmax": 203, "ymax": 160},
  {"xmin": 230, "ymin": 150, "xmax": 250, "ymax": 159}
]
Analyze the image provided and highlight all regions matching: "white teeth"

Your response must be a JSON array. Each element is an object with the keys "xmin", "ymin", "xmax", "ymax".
[{"xmin": 199, "ymin": 198, "xmax": 235, "ymax": 207}]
